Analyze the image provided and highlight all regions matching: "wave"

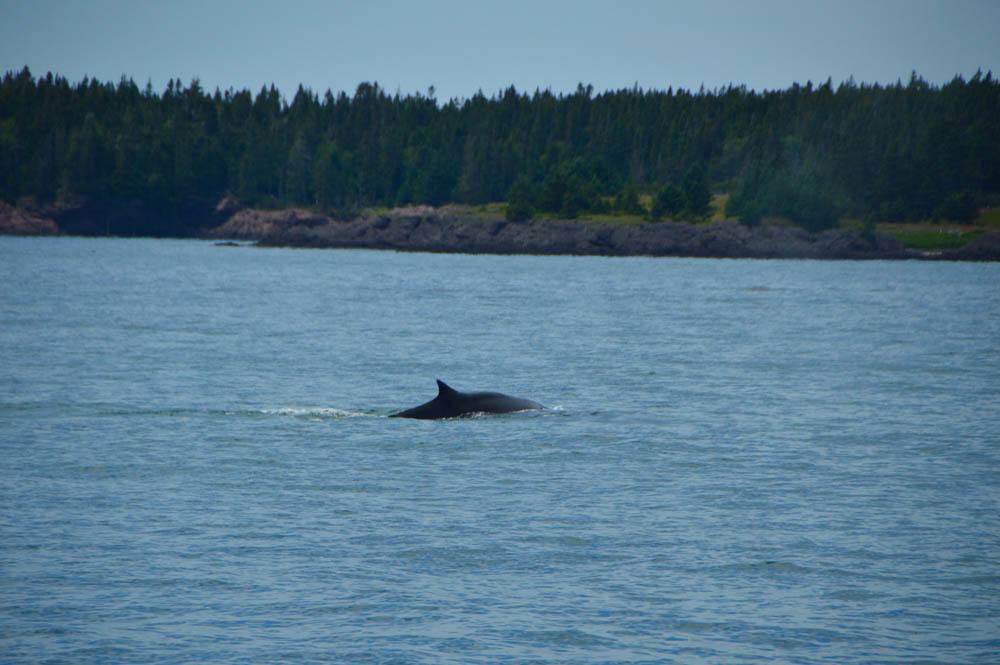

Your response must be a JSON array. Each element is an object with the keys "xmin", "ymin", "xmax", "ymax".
[
  {"xmin": 252, "ymin": 407, "xmax": 379, "ymax": 419},
  {"xmin": 85, "ymin": 405, "xmax": 384, "ymax": 419}
]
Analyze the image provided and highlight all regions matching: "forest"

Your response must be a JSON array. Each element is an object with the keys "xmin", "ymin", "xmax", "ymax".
[{"xmin": 1, "ymin": 66, "xmax": 998, "ymax": 233}]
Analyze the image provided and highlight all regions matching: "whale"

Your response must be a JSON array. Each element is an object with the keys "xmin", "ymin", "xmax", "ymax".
[{"xmin": 390, "ymin": 380, "xmax": 543, "ymax": 419}]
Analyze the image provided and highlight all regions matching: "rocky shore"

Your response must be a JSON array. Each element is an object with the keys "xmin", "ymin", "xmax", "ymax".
[
  {"xmin": 4, "ymin": 199, "xmax": 1000, "ymax": 261},
  {"xmin": 0, "ymin": 201, "xmax": 59, "ymax": 235},
  {"xmin": 215, "ymin": 205, "xmax": 1000, "ymax": 261}
]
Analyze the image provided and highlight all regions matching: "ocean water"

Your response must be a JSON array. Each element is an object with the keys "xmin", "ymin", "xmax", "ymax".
[{"xmin": 1, "ymin": 236, "xmax": 999, "ymax": 663}]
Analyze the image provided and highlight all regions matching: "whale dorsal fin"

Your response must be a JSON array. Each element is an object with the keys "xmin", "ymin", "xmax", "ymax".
[{"xmin": 436, "ymin": 379, "xmax": 459, "ymax": 399}]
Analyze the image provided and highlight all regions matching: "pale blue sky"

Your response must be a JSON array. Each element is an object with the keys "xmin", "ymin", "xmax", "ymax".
[{"xmin": 1, "ymin": 0, "xmax": 997, "ymax": 100}]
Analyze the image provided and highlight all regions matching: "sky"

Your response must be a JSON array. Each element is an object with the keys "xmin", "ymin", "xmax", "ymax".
[{"xmin": 1, "ymin": 0, "xmax": 998, "ymax": 101}]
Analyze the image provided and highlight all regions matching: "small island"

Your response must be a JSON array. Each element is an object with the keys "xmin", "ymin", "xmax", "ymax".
[{"xmin": 2, "ymin": 67, "xmax": 999, "ymax": 259}]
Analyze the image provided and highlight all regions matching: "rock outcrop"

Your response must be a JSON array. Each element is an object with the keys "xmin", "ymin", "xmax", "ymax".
[
  {"xmin": 207, "ymin": 207, "xmax": 331, "ymax": 240},
  {"xmin": 0, "ymin": 201, "xmax": 59, "ymax": 235},
  {"xmin": 940, "ymin": 232, "xmax": 1000, "ymax": 261},
  {"xmin": 237, "ymin": 207, "xmax": 913, "ymax": 260}
]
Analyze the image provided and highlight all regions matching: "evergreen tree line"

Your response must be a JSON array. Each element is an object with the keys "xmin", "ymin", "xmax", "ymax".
[{"xmin": 1, "ymin": 67, "xmax": 997, "ymax": 232}]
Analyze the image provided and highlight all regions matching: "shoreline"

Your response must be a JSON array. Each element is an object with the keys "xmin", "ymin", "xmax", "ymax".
[{"xmin": 3, "ymin": 200, "xmax": 999, "ymax": 261}]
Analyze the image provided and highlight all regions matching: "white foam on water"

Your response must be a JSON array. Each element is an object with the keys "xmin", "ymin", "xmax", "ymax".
[{"xmin": 257, "ymin": 407, "xmax": 378, "ymax": 419}]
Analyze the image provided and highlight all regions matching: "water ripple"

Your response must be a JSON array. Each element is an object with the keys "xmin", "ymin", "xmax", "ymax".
[{"xmin": 1, "ymin": 238, "xmax": 999, "ymax": 663}]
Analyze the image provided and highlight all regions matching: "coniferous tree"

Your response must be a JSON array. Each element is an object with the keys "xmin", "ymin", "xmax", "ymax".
[
  {"xmin": 0, "ymin": 67, "xmax": 997, "ymax": 234},
  {"xmin": 506, "ymin": 175, "xmax": 536, "ymax": 221},
  {"xmin": 681, "ymin": 165, "xmax": 711, "ymax": 217},
  {"xmin": 313, "ymin": 141, "xmax": 351, "ymax": 212},
  {"xmin": 651, "ymin": 183, "xmax": 684, "ymax": 220},
  {"xmin": 284, "ymin": 133, "xmax": 312, "ymax": 205},
  {"xmin": 614, "ymin": 183, "xmax": 644, "ymax": 215}
]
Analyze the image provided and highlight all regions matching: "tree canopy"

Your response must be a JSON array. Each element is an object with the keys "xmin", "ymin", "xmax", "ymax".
[{"xmin": 1, "ymin": 67, "xmax": 997, "ymax": 233}]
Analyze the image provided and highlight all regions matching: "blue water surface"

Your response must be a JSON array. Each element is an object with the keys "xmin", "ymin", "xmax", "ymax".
[{"xmin": 1, "ymin": 236, "xmax": 999, "ymax": 663}]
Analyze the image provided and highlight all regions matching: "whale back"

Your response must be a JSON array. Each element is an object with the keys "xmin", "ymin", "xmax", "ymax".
[{"xmin": 390, "ymin": 379, "xmax": 542, "ymax": 419}]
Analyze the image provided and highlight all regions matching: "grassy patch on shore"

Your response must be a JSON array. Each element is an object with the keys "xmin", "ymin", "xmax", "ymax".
[
  {"xmin": 468, "ymin": 202, "xmax": 506, "ymax": 219},
  {"xmin": 708, "ymin": 193, "xmax": 734, "ymax": 223},
  {"xmin": 575, "ymin": 212, "xmax": 647, "ymax": 225},
  {"xmin": 530, "ymin": 206, "xmax": 646, "ymax": 224},
  {"xmin": 880, "ymin": 223, "xmax": 983, "ymax": 250},
  {"xmin": 975, "ymin": 208, "xmax": 1000, "ymax": 228}
]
